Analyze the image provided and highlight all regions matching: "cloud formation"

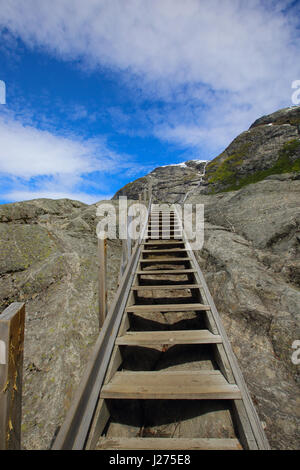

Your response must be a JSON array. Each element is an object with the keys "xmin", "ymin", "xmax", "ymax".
[
  {"xmin": 0, "ymin": 0, "xmax": 299, "ymax": 201},
  {"xmin": 0, "ymin": 113, "xmax": 147, "ymax": 202},
  {"xmin": 1, "ymin": 0, "xmax": 298, "ymax": 94}
]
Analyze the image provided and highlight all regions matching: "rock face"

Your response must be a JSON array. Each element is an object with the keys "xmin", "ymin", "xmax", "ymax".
[
  {"xmin": 0, "ymin": 198, "xmax": 122, "ymax": 449},
  {"xmin": 186, "ymin": 174, "xmax": 300, "ymax": 449},
  {"xmin": 113, "ymin": 107, "xmax": 300, "ymax": 200},
  {"xmin": 113, "ymin": 160, "xmax": 208, "ymax": 203}
]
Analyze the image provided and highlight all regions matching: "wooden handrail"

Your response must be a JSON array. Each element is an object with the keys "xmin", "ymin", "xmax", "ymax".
[{"xmin": 0, "ymin": 302, "xmax": 25, "ymax": 450}]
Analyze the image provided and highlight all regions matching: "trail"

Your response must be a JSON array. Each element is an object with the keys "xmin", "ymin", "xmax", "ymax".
[{"xmin": 181, "ymin": 160, "xmax": 209, "ymax": 203}]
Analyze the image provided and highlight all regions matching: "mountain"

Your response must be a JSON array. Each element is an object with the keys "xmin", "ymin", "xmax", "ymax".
[
  {"xmin": 113, "ymin": 159, "xmax": 208, "ymax": 203},
  {"xmin": 113, "ymin": 106, "xmax": 300, "ymax": 201},
  {"xmin": 0, "ymin": 106, "xmax": 299, "ymax": 449}
]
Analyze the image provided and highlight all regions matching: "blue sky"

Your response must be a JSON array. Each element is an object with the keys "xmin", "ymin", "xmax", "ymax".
[{"xmin": 0, "ymin": 0, "xmax": 300, "ymax": 204}]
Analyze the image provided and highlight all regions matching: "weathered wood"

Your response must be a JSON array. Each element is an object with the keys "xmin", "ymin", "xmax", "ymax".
[
  {"xmin": 140, "ymin": 257, "xmax": 190, "ymax": 263},
  {"xmin": 100, "ymin": 370, "xmax": 242, "ymax": 400},
  {"xmin": 126, "ymin": 303, "xmax": 210, "ymax": 312},
  {"xmin": 232, "ymin": 400, "xmax": 258, "ymax": 450},
  {"xmin": 104, "ymin": 346, "xmax": 122, "ymax": 385},
  {"xmin": 98, "ymin": 238, "xmax": 107, "ymax": 329},
  {"xmin": 96, "ymin": 437, "xmax": 243, "ymax": 450},
  {"xmin": 136, "ymin": 269, "xmax": 196, "ymax": 274},
  {"xmin": 131, "ymin": 284, "xmax": 202, "ymax": 290},
  {"xmin": 0, "ymin": 302, "xmax": 25, "ymax": 450},
  {"xmin": 116, "ymin": 329, "xmax": 222, "ymax": 346},
  {"xmin": 85, "ymin": 399, "xmax": 110, "ymax": 450},
  {"xmin": 142, "ymin": 248, "xmax": 187, "ymax": 253},
  {"xmin": 142, "ymin": 240, "xmax": 184, "ymax": 245}
]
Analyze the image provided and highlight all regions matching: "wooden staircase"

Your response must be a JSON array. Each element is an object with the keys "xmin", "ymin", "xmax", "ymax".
[{"xmin": 83, "ymin": 207, "xmax": 269, "ymax": 451}]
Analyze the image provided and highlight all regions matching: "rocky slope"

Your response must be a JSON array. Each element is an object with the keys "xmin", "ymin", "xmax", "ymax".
[
  {"xmin": 188, "ymin": 174, "xmax": 300, "ymax": 449},
  {"xmin": 0, "ymin": 106, "xmax": 299, "ymax": 449},
  {"xmin": 0, "ymin": 198, "xmax": 123, "ymax": 449},
  {"xmin": 113, "ymin": 106, "xmax": 300, "ymax": 201},
  {"xmin": 113, "ymin": 160, "xmax": 208, "ymax": 203}
]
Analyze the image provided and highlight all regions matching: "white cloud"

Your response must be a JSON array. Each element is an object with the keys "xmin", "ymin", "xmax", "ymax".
[
  {"xmin": 0, "ymin": 0, "xmax": 300, "ymax": 183},
  {"xmin": 0, "ymin": 113, "xmax": 148, "ymax": 203},
  {"xmin": 0, "ymin": 115, "xmax": 98, "ymax": 177},
  {"xmin": 0, "ymin": 0, "xmax": 299, "ymax": 97}
]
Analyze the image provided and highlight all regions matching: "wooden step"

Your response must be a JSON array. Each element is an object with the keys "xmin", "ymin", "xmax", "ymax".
[
  {"xmin": 96, "ymin": 437, "xmax": 243, "ymax": 450},
  {"xmin": 148, "ymin": 227, "xmax": 180, "ymax": 229},
  {"xmin": 100, "ymin": 370, "xmax": 241, "ymax": 400},
  {"xmin": 136, "ymin": 269, "xmax": 196, "ymax": 274},
  {"xmin": 148, "ymin": 228, "xmax": 182, "ymax": 235},
  {"xmin": 142, "ymin": 241, "xmax": 184, "ymax": 245},
  {"xmin": 131, "ymin": 284, "xmax": 201, "ymax": 290},
  {"xmin": 146, "ymin": 237, "xmax": 183, "ymax": 240},
  {"xmin": 126, "ymin": 303, "xmax": 210, "ymax": 312},
  {"xmin": 116, "ymin": 329, "xmax": 222, "ymax": 346},
  {"xmin": 140, "ymin": 257, "xmax": 190, "ymax": 263},
  {"xmin": 142, "ymin": 248, "xmax": 187, "ymax": 253},
  {"xmin": 148, "ymin": 223, "xmax": 179, "ymax": 226}
]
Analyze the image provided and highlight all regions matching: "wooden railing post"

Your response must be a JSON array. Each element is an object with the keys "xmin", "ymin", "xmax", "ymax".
[
  {"xmin": 98, "ymin": 238, "xmax": 107, "ymax": 329},
  {"xmin": 0, "ymin": 302, "xmax": 25, "ymax": 450}
]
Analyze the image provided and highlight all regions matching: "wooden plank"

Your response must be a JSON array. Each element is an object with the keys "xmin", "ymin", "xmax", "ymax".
[
  {"xmin": 100, "ymin": 370, "xmax": 242, "ymax": 400},
  {"xmin": 131, "ymin": 284, "xmax": 201, "ymax": 290},
  {"xmin": 142, "ymin": 248, "xmax": 187, "ymax": 253},
  {"xmin": 145, "ymin": 237, "xmax": 184, "ymax": 240},
  {"xmin": 85, "ymin": 399, "xmax": 110, "ymax": 450},
  {"xmin": 0, "ymin": 302, "xmax": 25, "ymax": 450},
  {"xmin": 148, "ymin": 225, "xmax": 180, "ymax": 228},
  {"xmin": 232, "ymin": 400, "xmax": 258, "ymax": 450},
  {"xmin": 140, "ymin": 257, "xmax": 190, "ymax": 263},
  {"xmin": 136, "ymin": 269, "xmax": 196, "ymax": 274},
  {"xmin": 142, "ymin": 241, "xmax": 184, "ymax": 245},
  {"xmin": 147, "ymin": 228, "xmax": 179, "ymax": 232},
  {"xmin": 126, "ymin": 303, "xmax": 211, "ymax": 312},
  {"xmin": 116, "ymin": 329, "xmax": 222, "ymax": 346},
  {"xmin": 96, "ymin": 437, "xmax": 243, "ymax": 450}
]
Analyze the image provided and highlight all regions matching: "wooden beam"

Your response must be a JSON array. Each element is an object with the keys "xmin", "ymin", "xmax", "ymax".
[
  {"xmin": 126, "ymin": 303, "xmax": 211, "ymax": 312},
  {"xmin": 131, "ymin": 284, "xmax": 202, "ymax": 290},
  {"xmin": 0, "ymin": 302, "xmax": 25, "ymax": 450},
  {"xmin": 116, "ymin": 329, "xmax": 222, "ymax": 346},
  {"xmin": 100, "ymin": 370, "xmax": 242, "ymax": 400},
  {"xmin": 136, "ymin": 269, "xmax": 196, "ymax": 274},
  {"xmin": 96, "ymin": 437, "xmax": 243, "ymax": 450}
]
